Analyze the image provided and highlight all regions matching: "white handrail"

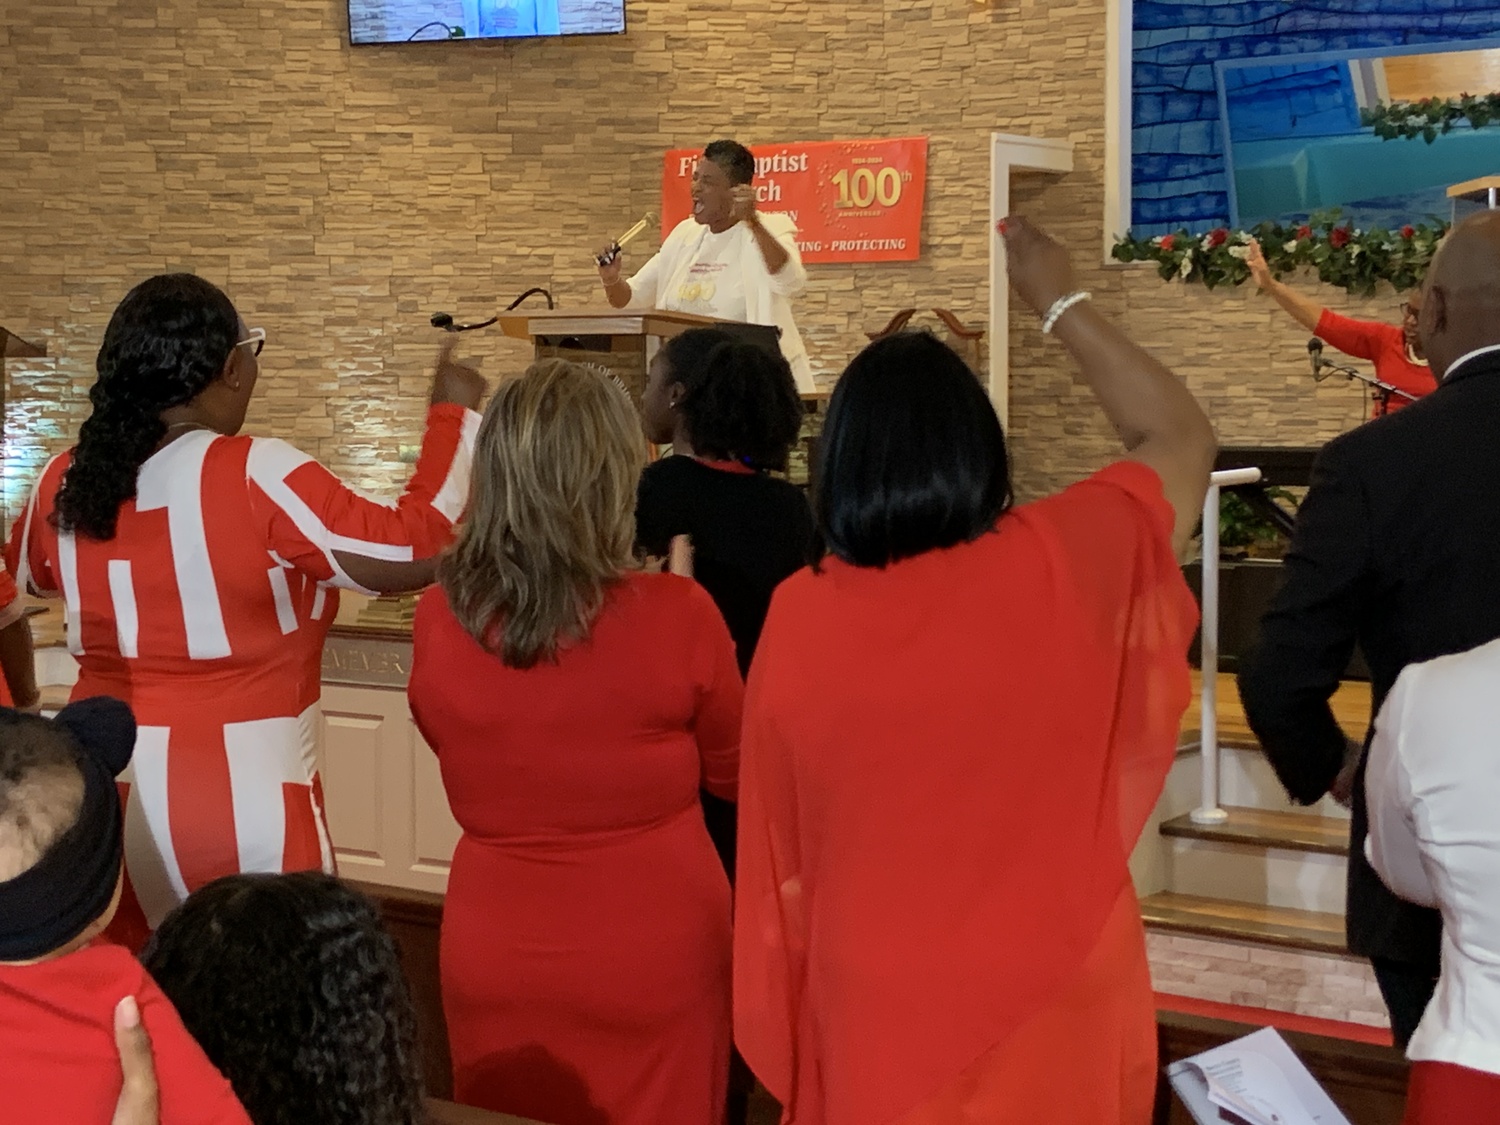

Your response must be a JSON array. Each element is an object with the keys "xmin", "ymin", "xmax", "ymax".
[{"xmin": 1191, "ymin": 467, "xmax": 1264, "ymax": 825}]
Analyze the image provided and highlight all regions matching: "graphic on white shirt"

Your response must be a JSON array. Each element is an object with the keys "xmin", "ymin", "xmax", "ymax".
[{"xmin": 667, "ymin": 228, "xmax": 748, "ymax": 322}]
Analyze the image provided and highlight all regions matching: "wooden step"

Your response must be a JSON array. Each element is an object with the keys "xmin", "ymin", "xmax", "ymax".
[
  {"xmin": 1141, "ymin": 891, "xmax": 1347, "ymax": 955},
  {"xmin": 1160, "ymin": 805, "xmax": 1350, "ymax": 856},
  {"xmin": 1181, "ymin": 672, "xmax": 1372, "ymax": 752}
]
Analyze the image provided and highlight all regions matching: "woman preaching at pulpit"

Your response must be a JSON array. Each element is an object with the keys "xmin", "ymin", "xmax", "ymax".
[
  {"xmin": 596, "ymin": 138, "xmax": 815, "ymax": 391},
  {"xmin": 4, "ymin": 274, "xmax": 484, "ymax": 950},
  {"xmin": 733, "ymin": 217, "xmax": 1216, "ymax": 1125}
]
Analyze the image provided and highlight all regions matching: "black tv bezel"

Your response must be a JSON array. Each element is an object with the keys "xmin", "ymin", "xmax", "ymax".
[{"xmin": 347, "ymin": 0, "xmax": 627, "ymax": 47}]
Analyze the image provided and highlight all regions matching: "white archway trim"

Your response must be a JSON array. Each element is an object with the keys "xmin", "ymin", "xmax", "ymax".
[{"xmin": 988, "ymin": 132, "xmax": 1075, "ymax": 427}]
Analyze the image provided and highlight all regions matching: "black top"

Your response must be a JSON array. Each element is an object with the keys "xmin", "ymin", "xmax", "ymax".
[
  {"xmin": 1239, "ymin": 347, "xmax": 1500, "ymax": 972},
  {"xmin": 636, "ymin": 456, "xmax": 815, "ymax": 677}
]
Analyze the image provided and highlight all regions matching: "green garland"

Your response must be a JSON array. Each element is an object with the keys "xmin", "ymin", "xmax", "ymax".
[
  {"xmin": 1361, "ymin": 93, "xmax": 1500, "ymax": 143},
  {"xmin": 1110, "ymin": 211, "xmax": 1448, "ymax": 296}
]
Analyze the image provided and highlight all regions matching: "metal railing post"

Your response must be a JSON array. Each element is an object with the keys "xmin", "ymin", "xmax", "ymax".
[{"xmin": 1191, "ymin": 467, "xmax": 1263, "ymax": 825}]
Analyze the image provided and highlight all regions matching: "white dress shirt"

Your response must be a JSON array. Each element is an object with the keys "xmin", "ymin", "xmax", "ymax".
[{"xmin": 1366, "ymin": 637, "xmax": 1500, "ymax": 1075}]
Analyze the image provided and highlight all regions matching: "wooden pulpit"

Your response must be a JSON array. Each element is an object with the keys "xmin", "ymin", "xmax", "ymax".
[{"xmin": 496, "ymin": 307, "xmax": 781, "ymax": 404}]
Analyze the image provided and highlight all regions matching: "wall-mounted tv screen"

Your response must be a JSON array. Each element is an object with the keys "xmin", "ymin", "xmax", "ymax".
[{"xmin": 350, "ymin": 0, "xmax": 625, "ymax": 44}]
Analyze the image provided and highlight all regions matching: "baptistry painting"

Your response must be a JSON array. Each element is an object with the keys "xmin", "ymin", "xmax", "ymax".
[
  {"xmin": 1219, "ymin": 44, "xmax": 1500, "ymax": 230},
  {"xmin": 1130, "ymin": 0, "xmax": 1500, "ymax": 237}
]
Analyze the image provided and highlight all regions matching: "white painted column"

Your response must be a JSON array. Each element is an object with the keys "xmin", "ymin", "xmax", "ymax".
[{"xmin": 988, "ymin": 133, "xmax": 1075, "ymax": 427}]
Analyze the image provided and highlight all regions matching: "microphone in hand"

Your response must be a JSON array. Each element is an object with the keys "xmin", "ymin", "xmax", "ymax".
[
  {"xmin": 431, "ymin": 312, "xmax": 456, "ymax": 332},
  {"xmin": 1307, "ymin": 337, "xmax": 1324, "ymax": 378}
]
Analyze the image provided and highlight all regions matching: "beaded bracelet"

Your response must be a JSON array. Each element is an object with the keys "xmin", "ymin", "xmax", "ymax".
[{"xmin": 1041, "ymin": 290, "xmax": 1092, "ymax": 335}]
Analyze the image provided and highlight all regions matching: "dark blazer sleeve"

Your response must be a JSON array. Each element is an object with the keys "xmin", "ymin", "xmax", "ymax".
[{"xmin": 1238, "ymin": 437, "xmax": 1371, "ymax": 804}]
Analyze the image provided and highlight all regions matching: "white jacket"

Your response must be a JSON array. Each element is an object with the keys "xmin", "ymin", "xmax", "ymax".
[
  {"xmin": 1366, "ymin": 640, "xmax": 1500, "ymax": 1077},
  {"xmin": 626, "ymin": 214, "xmax": 812, "ymax": 391}
]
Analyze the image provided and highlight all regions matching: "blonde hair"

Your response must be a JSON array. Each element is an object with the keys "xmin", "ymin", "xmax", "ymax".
[{"xmin": 440, "ymin": 358, "xmax": 645, "ymax": 668}]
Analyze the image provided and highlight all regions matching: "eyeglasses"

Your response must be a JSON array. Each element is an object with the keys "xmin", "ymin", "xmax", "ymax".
[{"xmin": 236, "ymin": 327, "xmax": 266, "ymax": 357}]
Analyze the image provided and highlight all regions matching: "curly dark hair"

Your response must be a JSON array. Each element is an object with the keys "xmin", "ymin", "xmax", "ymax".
[
  {"xmin": 141, "ymin": 872, "xmax": 424, "ymax": 1125},
  {"xmin": 52, "ymin": 274, "xmax": 239, "ymax": 540},
  {"xmin": 661, "ymin": 328, "xmax": 803, "ymax": 472}
]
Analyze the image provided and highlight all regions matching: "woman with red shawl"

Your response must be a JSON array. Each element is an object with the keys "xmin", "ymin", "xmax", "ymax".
[{"xmin": 733, "ymin": 216, "xmax": 1217, "ymax": 1125}]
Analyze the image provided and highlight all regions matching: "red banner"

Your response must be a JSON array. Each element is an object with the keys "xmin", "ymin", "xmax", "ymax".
[{"xmin": 661, "ymin": 137, "xmax": 928, "ymax": 264}]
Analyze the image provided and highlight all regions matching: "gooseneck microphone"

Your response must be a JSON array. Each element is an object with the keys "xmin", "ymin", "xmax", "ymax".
[
  {"xmin": 1307, "ymin": 337, "xmax": 1324, "ymax": 377},
  {"xmin": 429, "ymin": 288, "xmax": 555, "ymax": 333},
  {"xmin": 429, "ymin": 311, "xmax": 497, "ymax": 333}
]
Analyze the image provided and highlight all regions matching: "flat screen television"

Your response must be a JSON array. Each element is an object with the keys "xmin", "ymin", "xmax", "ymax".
[{"xmin": 350, "ymin": 0, "xmax": 625, "ymax": 44}]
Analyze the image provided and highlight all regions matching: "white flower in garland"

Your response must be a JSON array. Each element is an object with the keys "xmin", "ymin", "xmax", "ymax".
[
  {"xmin": 1283, "ymin": 240, "xmax": 1299, "ymax": 254},
  {"xmin": 1179, "ymin": 249, "xmax": 1195, "ymax": 279}
]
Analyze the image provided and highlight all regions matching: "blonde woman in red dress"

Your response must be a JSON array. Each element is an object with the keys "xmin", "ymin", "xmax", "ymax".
[
  {"xmin": 408, "ymin": 359, "xmax": 742, "ymax": 1125},
  {"xmin": 5, "ymin": 274, "xmax": 483, "ymax": 949},
  {"xmin": 734, "ymin": 217, "xmax": 1217, "ymax": 1125}
]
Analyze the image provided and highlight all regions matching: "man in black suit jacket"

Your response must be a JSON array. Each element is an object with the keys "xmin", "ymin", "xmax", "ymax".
[{"xmin": 1239, "ymin": 211, "xmax": 1500, "ymax": 1046}]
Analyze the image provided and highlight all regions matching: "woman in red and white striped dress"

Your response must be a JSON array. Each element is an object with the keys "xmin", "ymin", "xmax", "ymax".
[{"xmin": 5, "ymin": 274, "xmax": 483, "ymax": 949}]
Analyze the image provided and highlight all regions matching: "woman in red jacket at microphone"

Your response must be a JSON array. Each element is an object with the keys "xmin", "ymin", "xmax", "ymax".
[{"xmin": 1247, "ymin": 238, "xmax": 1436, "ymax": 417}]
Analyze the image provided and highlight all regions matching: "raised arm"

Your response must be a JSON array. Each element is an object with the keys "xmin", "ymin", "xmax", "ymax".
[
  {"xmin": 1246, "ymin": 238, "xmax": 1326, "ymax": 334},
  {"xmin": 1001, "ymin": 216, "xmax": 1216, "ymax": 554},
  {"xmin": 252, "ymin": 341, "xmax": 486, "ymax": 596}
]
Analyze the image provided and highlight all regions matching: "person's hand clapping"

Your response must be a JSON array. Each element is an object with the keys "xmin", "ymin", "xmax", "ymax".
[
  {"xmin": 999, "ymin": 216, "xmax": 1078, "ymax": 319},
  {"xmin": 1244, "ymin": 238, "xmax": 1273, "ymax": 290},
  {"xmin": 596, "ymin": 245, "xmax": 624, "ymax": 287},
  {"xmin": 110, "ymin": 997, "xmax": 159, "ymax": 1125},
  {"xmin": 430, "ymin": 336, "xmax": 487, "ymax": 411},
  {"xmin": 730, "ymin": 185, "xmax": 757, "ymax": 226}
]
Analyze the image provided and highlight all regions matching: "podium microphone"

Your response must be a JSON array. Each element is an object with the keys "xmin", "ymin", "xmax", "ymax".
[
  {"xmin": 429, "ymin": 311, "xmax": 499, "ymax": 333},
  {"xmin": 1307, "ymin": 337, "xmax": 1325, "ymax": 377}
]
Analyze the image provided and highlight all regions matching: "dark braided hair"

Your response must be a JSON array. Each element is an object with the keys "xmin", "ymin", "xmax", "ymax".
[
  {"xmin": 661, "ymin": 328, "xmax": 803, "ymax": 472},
  {"xmin": 142, "ymin": 872, "xmax": 424, "ymax": 1125},
  {"xmin": 52, "ymin": 274, "xmax": 239, "ymax": 540}
]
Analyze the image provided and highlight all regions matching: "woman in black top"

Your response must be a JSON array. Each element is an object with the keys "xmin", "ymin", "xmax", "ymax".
[
  {"xmin": 636, "ymin": 327, "xmax": 812, "ymax": 1125},
  {"xmin": 636, "ymin": 328, "xmax": 815, "ymax": 678}
]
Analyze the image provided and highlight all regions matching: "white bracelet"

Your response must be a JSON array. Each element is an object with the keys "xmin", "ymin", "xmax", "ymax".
[{"xmin": 1041, "ymin": 290, "xmax": 1092, "ymax": 335}]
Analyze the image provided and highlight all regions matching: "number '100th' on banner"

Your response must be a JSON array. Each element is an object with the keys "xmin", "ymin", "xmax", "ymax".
[{"xmin": 660, "ymin": 137, "xmax": 929, "ymax": 264}]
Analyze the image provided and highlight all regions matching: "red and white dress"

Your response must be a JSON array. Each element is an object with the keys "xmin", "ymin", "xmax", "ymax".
[{"xmin": 4, "ymin": 404, "xmax": 477, "ymax": 949}]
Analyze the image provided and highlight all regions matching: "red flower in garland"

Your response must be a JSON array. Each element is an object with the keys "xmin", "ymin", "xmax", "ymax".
[
  {"xmin": 1159, "ymin": 234, "xmax": 1176, "ymax": 251},
  {"xmin": 1206, "ymin": 228, "xmax": 1229, "ymax": 248},
  {"xmin": 1296, "ymin": 224, "xmax": 1313, "ymax": 239},
  {"xmin": 1329, "ymin": 226, "xmax": 1352, "ymax": 249},
  {"xmin": 1401, "ymin": 225, "xmax": 1416, "ymax": 239}
]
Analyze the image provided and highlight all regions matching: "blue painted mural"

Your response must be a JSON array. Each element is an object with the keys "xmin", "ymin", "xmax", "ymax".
[{"xmin": 1131, "ymin": 1, "xmax": 1500, "ymax": 237}]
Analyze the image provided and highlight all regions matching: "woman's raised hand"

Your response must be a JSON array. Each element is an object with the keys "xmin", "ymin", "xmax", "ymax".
[
  {"xmin": 430, "ymin": 336, "xmax": 487, "ymax": 410},
  {"xmin": 998, "ymin": 216, "xmax": 1079, "ymax": 318},
  {"xmin": 1244, "ymin": 238, "xmax": 1273, "ymax": 289}
]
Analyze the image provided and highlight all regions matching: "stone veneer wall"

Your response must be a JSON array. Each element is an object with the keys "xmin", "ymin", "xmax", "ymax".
[
  {"xmin": 1148, "ymin": 930, "xmax": 1390, "ymax": 1031},
  {"xmin": 0, "ymin": 0, "xmax": 1408, "ymax": 518}
]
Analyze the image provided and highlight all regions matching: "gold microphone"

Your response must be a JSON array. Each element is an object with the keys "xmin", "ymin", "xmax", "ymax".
[{"xmin": 596, "ymin": 212, "xmax": 658, "ymax": 267}]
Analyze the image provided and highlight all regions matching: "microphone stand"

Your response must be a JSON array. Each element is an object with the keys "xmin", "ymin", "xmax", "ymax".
[{"xmin": 1314, "ymin": 357, "xmax": 1417, "ymax": 414}]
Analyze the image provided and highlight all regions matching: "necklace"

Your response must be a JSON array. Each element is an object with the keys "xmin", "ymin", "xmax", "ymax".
[{"xmin": 161, "ymin": 421, "xmax": 212, "ymax": 434}]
